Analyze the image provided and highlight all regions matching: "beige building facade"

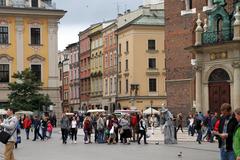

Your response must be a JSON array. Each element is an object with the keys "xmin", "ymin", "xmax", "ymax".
[{"xmin": 117, "ymin": 3, "xmax": 166, "ymax": 111}]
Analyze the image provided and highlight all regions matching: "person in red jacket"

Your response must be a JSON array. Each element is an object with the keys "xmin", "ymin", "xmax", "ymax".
[{"xmin": 23, "ymin": 115, "xmax": 32, "ymax": 139}]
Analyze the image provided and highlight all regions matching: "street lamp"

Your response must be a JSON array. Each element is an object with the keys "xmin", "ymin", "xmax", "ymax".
[{"xmin": 150, "ymin": 100, "xmax": 153, "ymax": 115}]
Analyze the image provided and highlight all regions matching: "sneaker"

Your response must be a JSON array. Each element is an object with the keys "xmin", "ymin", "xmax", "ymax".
[{"xmin": 74, "ymin": 141, "xmax": 77, "ymax": 144}]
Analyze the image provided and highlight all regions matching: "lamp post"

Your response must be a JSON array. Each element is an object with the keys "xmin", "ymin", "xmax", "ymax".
[{"xmin": 150, "ymin": 100, "xmax": 153, "ymax": 116}]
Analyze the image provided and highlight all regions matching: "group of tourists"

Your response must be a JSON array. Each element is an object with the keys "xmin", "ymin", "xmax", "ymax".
[
  {"xmin": 1, "ymin": 103, "xmax": 240, "ymax": 160},
  {"xmin": 60, "ymin": 112, "xmax": 149, "ymax": 145}
]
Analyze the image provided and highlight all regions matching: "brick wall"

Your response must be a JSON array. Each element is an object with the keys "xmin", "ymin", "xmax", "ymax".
[{"xmin": 165, "ymin": 0, "xmax": 235, "ymax": 116}]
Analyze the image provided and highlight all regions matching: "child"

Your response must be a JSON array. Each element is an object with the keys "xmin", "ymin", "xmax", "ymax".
[{"xmin": 47, "ymin": 120, "xmax": 53, "ymax": 139}]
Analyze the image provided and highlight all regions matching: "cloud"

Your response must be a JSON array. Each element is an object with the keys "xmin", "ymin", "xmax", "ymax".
[{"xmin": 56, "ymin": 0, "xmax": 143, "ymax": 50}]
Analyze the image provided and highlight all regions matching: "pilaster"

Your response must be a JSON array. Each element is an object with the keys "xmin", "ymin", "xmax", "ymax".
[
  {"xmin": 232, "ymin": 61, "xmax": 240, "ymax": 110},
  {"xmin": 15, "ymin": 17, "xmax": 24, "ymax": 72}
]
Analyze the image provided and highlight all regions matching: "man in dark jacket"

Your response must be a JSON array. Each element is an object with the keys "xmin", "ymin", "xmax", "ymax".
[
  {"xmin": 216, "ymin": 103, "xmax": 238, "ymax": 160},
  {"xmin": 32, "ymin": 116, "xmax": 43, "ymax": 141},
  {"xmin": 60, "ymin": 113, "xmax": 70, "ymax": 144}
]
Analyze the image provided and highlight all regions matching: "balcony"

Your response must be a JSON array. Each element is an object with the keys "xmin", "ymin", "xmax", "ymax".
[
  {"xmin": 1, "ymin": 0, "xmax": 56, "ymax": 9},
  {"xmin": 146, "ymin": 68, "xmax": 160, "ymax": 76},
  {"xmin": 202, "ymin": 29, "xmax": 233, "ymax": 45}
]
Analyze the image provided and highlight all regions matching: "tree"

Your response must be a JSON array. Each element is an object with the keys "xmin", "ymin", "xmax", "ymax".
[{"xmin": 8, "ymin": 68, "xmax": 54, "ymax": 111}]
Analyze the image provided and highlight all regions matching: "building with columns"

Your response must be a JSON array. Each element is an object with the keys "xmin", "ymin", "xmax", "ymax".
[
  {"xmin": 165, "ymin": 0, "xmax": 240, "ymax": 114},
  {"xmin": 0, "ymin": 0, "xmax": 66, "ymax": 116},
  {"xmin": 187, "ymin": 1, "xmax": 240, "ymax": 113}
]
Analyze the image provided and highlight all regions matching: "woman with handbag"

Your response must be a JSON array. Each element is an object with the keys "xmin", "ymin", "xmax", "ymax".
[{"xmin": 0, "ymin": 108, "xmax": 18, "ymax": 160}]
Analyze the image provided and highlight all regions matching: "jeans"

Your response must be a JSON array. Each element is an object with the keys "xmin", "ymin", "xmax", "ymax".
[
  {"xmin": 138, "ymin": 130, "xmax": 147, "ymax": 144},
  {"xmin": 61, "ymin": 128, "xmax": 68, "ymax": 143},
  {"xmin": 25, "ymin": 128, "xmax": 30, "ymax": 139},
  {"xmin": 71, "ymin": 128, "xmax": 77, "ymax": 141},
  {"xmin": 197, "ymin": 129, "xmax": 202, "ymax": 142},
  {"xmin": 97, "ymin": 130, "xmax": 104, "ymax": 143},
  {"xmin": 220, "ymin": 148, "xmax": 235, "ymax": 160},
  {"xmin": 33, "ymin": 128, "xmax": 43, "ymax": 140}
]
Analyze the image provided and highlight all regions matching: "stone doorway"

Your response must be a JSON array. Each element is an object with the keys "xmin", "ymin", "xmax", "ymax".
[{"xmin": 208, "ymin": 68, "xmax": 230, "ymax": 113}]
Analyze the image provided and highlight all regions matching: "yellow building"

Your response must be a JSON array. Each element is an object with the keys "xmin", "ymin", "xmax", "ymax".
[
  {"xmin": 89, "ymin": 23, "xmax": 103, "ymax": 108},
  {"xmin": 116, "ymin": 3, "xmax": 166, "ymax": 111},
  {"xmin": 0, "ymin": 0, "xmax": 66, "ymax": 114}
]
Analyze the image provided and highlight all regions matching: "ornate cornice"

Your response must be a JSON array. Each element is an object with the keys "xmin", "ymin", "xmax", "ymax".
[
  {"xmin": 0, "ymin": 54, "xmax": 13, "ymax": 62},
  {"xmin": 27, "ymin": 54, "xmax": 45, "ymax": 62}
]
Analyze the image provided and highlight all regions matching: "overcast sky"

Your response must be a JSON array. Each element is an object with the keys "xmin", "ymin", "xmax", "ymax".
[{"xmin": 56, "ymin": 0, "xmax": 143, "ymax": 51}]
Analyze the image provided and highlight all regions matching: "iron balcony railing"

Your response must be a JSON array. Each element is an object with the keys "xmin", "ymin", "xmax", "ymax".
[{"xmin": 202, "ymin": 29, "xmax": 234, "ymax": 45}]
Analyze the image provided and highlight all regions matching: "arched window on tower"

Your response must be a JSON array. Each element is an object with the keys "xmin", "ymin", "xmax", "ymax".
[{"xmin": 216, "ymin": 16, "xmax": 223, "ymax": 41}]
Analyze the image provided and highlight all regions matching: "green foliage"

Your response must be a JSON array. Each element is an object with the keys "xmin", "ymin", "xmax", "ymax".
[{"xmin": 8, "ymin": 68, "xmax": 54, "ymax": 111}]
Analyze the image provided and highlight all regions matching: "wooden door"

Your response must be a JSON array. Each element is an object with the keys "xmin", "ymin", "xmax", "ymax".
[{"xmin": 209, "ymin": 82, "xmax": 230, "ymax": 113}]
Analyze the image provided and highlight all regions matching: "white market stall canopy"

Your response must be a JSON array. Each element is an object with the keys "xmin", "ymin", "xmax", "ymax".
[
  {"xmin": 15, "ymin": 111, "xmax": 33, "ymax": 115},
  {"xmin": 0, "ymin": 109, "xmax": 7, "ymax": 115},
  {"xmin": 87, "ymin": 109, "xmax": 106, "ymax": 113},
  {"xmin": 143, "ymin": 107, "xmax": 159, "ymax": 115}
]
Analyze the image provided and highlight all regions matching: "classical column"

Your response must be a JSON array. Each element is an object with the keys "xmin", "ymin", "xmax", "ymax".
[
  {"xmin": 194, "ymin": 65, "xmax": 203, "ymax": 112},
  {"xmin": 48, "ymin": 19, "xmax": 58, "ymax": 88},
  {"xmin": 234, "ymin": 6, "xmax": 240, "ymax": 40},
  {"xmin": 15, "ymin": 17, "xmax": 24, "ymax": 72},
  {"xmin": 232, "ymin": 62, "xmax": 240, "ymax": 110},
  {"xmin": 185, "ymin": 0, "xmax": 190, "ymax": 10},
  {"xmin": 208, "ymin": 0, "xmax": 213, "ymax": 8}
]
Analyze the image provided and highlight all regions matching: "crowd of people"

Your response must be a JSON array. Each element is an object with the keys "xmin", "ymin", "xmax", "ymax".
[{"xmin": 1, "ymin": 103, "xmax": 240, "ymax": 160}]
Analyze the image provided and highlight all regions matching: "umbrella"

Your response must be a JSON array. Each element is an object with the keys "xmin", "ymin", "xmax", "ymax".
[
  {"xmin": 0, "ymin": 109, "xmax": 7, "ymax": 115},
  {"xmin": 143, "ymin": 107, "xmax": 159, "ymax": 115}
]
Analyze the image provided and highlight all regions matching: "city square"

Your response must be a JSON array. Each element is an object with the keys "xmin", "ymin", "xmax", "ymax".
[{"xmin": 0, "ymin": 0, "xmax": 240, "ymax": 160}]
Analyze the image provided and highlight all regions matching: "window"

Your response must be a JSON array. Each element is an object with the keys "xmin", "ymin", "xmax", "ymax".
[
  {"xmin": 110, "ymin": 78, "xmax": 112, "ymax": 93},
  {"xmin": 31, "ymin": 0, "xmax": 38, "ymax": 7},
  {"xmin": 126, "ymin": 41, "xmax": 129, "ymax": 52},
  {"xmin": 119, "ymin": 61, "xmax": 121, "ymax": 73},
  {"xmin": 125, "ymin": 59, "xmax": 128, "ymax": 71},
  {"xmin": 0, "ymin": 64, "xmax": 9, "ymax": 82},
  {"xmin": 119, "ymin": 43, "xmax": 121, "ymax": 55},
  {"xmin": 31, "ymin": 28, "xmax": 40, "ymax": 45},
  {"xmin": 119, "ymin": 80, "xmax": 121, "ymax": 94},
  {"xmin": 110, "ymin": 53, "xmax": 113, "ymax": 67},
  {"xmin": 148, "ymin": 40, "xmax": 156, "ymax": 50},
  {"xmin": 189, "ymin": 0, "xmax": 192, "ymax": 9},
  {"xmin": 105, "ymin": 79, "xmax": 108, "ymax": 95},
  {"xmin": 149, "ymin": 58, "xmax": 156, "ymax": 69},
  {"xmin": 114, "ymin": 77, "xmax": 117, "ymax": 93},
  {"xmin": 0, "ymin": 26, "xmax": 8, "ymax": 44},
  {"xmin": 0, "ymin": 0, "xmax": 6, "ymax": 6},
  {"xmin": 149, "ymin": 78, "xmax": 157, "ymax": 92},
  {"xmin": 105, "ymin": 54, "xmax": 108, "ymax": 68},
  {"xmin": 126, "ymin": 79, "xmax": 128, "ymax": 94},
  {"xmin": 31, "ymin": 64, "xmax": 41, "ymax": 81}
]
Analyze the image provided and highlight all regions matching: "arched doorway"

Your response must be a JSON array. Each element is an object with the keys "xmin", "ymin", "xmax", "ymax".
[{"xmin": 208, "ymin": 68, "xmax": 230, "ymax": 112}]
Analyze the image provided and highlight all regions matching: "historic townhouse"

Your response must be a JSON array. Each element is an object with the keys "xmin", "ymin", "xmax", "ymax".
[
  {"xmin": 165, "ymin": 0, "xmax": 240, "ymax": 114},
  {"xmin": 79, "ymin": 27, "xmax": 91, "ymax": 111},
  {"xmin": 0, "ymin": 0, "xmax": 65, "ymax": 115},
  {"xmin": 58, "ymin": 50, "xmax": 69, "ymax": 112},
  {"xmin": 102, "ymin": 21, "xmax": 118, "ymax": 112},
  {"xmin": 116, "ymin": 2, "xmax": 166, "ymax": 111},
  {"xmin": 67, "ymin": 42, "xmax": 80, "ymax": 111},
  {"xmin": 89, "ymin": 23, "xmax": 104, "ymax": 109}
]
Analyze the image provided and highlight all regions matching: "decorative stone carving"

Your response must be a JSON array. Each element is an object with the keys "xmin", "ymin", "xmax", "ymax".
[
  {"xmin": 210, "ymin": 52, "xmax": 228, "ymax": 60},
  {"xmin": 232, "ymin": 62, "xmax": 240, "ymax": 68},
  {"xmin": 203, "ymin": 18, "xmax": 208, "ymax": 32},
  {"xmin": 195, "ymin": 13, "xmax": 203, "ymax": 46},
  {"xmin": 193, "ymin": 65, "xmax": 203, "ymax": 72},
  {"xmin": 0, "ymin": 54, "xmax": 13, "ymax": 63},
  {"xmin": 233, "ymin": 6, "xmax": 240, "ymax": 40},
  {"xmin": 27, "ymin": 54, "xmax": 45, "ymax": 63}
]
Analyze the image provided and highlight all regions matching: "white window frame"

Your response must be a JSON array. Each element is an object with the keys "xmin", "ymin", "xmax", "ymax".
[
  {"xmin": 181, "ymin": 0, "xmax": 196, "ymax": 16},
  {"xmin": 29, "ymin": 24, "xmax": 42, "ymax": 45},
  {"xmin": 0, "ymin": 24, "xmax": 10, "ymax": 44}
]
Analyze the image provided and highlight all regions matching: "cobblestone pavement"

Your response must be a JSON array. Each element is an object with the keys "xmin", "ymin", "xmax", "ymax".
[{"xmin": 0, "ymin": 128, "xmax": 219, "ymax": 160}]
